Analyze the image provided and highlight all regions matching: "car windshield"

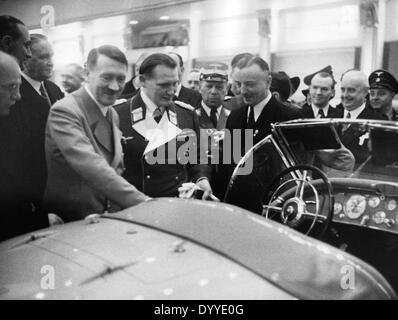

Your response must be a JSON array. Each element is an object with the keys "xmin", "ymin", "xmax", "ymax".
[{"xmin": 225, "ymin": 119, "xmax": 398, "ymax": 213}]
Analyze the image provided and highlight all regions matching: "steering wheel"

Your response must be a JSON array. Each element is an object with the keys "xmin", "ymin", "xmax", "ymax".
[{"xmin": 262, "ymin": 164, "xmax": 334, "ymax": 239}]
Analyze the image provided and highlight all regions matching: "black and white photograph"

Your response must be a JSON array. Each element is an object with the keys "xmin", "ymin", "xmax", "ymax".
[{"xmin": 1, "ymin": 0, "xmax": 398, "ymax": 302}]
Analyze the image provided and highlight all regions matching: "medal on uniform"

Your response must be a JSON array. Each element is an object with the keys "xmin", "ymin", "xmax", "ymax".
[
  {"xmin": 131, "ymin": 107, "xmax": 144, "ymax": 123},
  {"xmin": 169, "ymin": 110, "xmax": 178, "ymax": 126}
]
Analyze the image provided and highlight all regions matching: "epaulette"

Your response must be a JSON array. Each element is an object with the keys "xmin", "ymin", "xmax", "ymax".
[{"xmin": 175, "ymin": 100, "xmax": 195, "ymax": 111}]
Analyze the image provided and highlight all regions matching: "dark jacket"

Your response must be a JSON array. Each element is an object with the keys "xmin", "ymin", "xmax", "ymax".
[
  {"xmin": 0, "ymin": 77, "xmax": 63, "ymax": 240},
  {"xmin": 114, "ymin": 93, "xmax": 211, "ymax": 197},
  {"xmin": 339, "ymin": 106, "xmax": 385, "ymax": 168},
  {"xmin": 120, "ymin": 77, "xmax": 139, "ymax": 100},
  {"xmin": 301, "ymin": 104, "xmax": 343, "ymax": 118},
  {"xmin": 176, "ymin": 85, "xmax": 202, "ymax": 108},
  {"xmin": 217, "ymin": 95, "xmax": 302, "ymax": 209}
]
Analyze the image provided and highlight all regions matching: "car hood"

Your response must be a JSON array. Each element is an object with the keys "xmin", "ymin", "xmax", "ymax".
[{"xmin": 0, "ymin": 198, "xmax": 395, "ymax": 299}]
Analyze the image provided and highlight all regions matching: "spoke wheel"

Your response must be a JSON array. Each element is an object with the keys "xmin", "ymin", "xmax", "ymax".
[{"xmin": 262, "ymin": 164, "xmax": 334, "ymax": 239}]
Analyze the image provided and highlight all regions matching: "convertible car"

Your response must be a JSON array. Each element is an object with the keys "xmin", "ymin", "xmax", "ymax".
[{"xmin": 0, "ymin": 119, "xmax": 397, "ymax": 300}]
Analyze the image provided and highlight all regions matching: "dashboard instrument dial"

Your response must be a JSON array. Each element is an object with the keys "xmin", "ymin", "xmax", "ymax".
[
  {"xmin": 368, "ymin": 196, "xmax": 380, "ymax": 208},
  {"xmin": 344, "ymin": 195, "xmax": 367, "ymax": 219},
  {"xmin": 387, "ymin": 199, "xmax": 397, "ymax": 211},
  {"xmin": 334, "ymin": 202, "xmax": 343, "ymax": 215},
  {"xmin": 373, "ymin": 211, "xmax": 386, "ymax": 224}
]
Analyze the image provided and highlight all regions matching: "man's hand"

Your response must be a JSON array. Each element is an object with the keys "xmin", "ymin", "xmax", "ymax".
[
  {"xmin": 48, "ymin": 213, "xmax": 64, "ymax": 226},
  {"xmin": 196, "ymin": 178, "xmax": 215, "ymax": 200}
]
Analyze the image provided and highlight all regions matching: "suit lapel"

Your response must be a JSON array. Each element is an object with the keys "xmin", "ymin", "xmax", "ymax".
[
  {"xmin": 217, "ymin": 107, "xmax": 229, "ymax": 130},
  {"xmin": 302, "ymin": 104, "xmax": 315, "ymax": 118},
  {"xmin": 76, "ymin": 88, "xmax": 114, "ymax": 154},
  {"xmin": 109, "ymin": 109, "xmax": 123, "ymax": 168},
  {"xmin": 198, "ymin": 106, "xmax": 214, "ymax": 129}
]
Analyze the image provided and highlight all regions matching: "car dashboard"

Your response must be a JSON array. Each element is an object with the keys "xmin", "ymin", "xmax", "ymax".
[{"xmin": 332, "ymin": 191, "xmax": 398, "ymax": 234}]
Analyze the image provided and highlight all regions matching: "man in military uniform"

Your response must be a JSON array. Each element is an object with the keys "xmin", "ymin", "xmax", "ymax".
[
  {"xmin": 114, "ymin": 53, "xmax": 212, "ymax": 199},
  {"xmin": 368, "ymin": 69, "xmax": 398, "ymax": 121},
  {"xmin": 195, "ymin": 66, "xmax": 231, "ymax": 196},
  {"xmin": 196, "ymin": 66, "xmax": 230, "ymax": 130}
]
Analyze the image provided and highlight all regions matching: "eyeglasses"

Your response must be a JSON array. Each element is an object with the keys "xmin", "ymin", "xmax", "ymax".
[{"xmin": 0, "ymin": 83, "xmax": 20, "ymax": 93}]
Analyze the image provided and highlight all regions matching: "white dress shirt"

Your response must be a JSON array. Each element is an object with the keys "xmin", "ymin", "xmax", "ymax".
[
  {"xmin": 201, "ymin": 101, "xmax": 222, "ymax": 119},
  {"xmin": 311, "ymin": 104, "xmax": 330, "ymax": 118},
  {"xmin": 344, "ymin": 103, "xmax": 366, "ymax": 119},
  {"xmin": 247, "ymin": 92, "xmax": 272, "ymax": 122},
  {"xmin": 22, "ymin": 72, "xmax": 43, "ymax": 95}
]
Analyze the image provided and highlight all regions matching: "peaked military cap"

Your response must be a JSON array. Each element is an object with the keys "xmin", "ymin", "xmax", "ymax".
[
  {"xmin": 200, "ymin": 64, "xmax": 228, "ymax": 82},
  {"xmin": 369, "ymin": 69, "xmax": 398, "ymax": 94}
]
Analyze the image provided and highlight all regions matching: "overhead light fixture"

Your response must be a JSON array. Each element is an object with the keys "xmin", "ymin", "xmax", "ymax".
[
  {"xmin": 160, "ymin": 16, "xmax": 170, "ymax": 20},
  {"xmin": 129, "ymin": 20, "xmax": 139, "ymax": 25}
]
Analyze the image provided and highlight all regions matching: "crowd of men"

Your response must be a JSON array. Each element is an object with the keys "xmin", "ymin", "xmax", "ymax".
[{"xmin": 1, "ymin": 14, "xmax": 398, "ymax": 241}]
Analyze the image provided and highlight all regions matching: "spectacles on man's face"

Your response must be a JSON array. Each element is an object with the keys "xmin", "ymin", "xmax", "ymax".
[{"xmin": 0, "ymin": 83, "xmax": 20, "ymax": 93}]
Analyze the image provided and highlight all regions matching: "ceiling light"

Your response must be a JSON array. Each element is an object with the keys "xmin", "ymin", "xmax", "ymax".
[
  {"xmin": 129, "ymin": 20, "xmax": 139, "ymax": 25},
  {"xmin": 160, "ymin": 16, "xmax": 170, "ymax": 20}
]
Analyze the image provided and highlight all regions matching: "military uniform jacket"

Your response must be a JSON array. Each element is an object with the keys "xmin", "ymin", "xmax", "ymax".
[
  {"xmin": 195, "ymin": 105, "xmax": 230, "ymax": 131},
  {"xmin": 114, "ymin": 93, "xmax": 211, "ymax": 198},
  {"xmin": 176, "ymin": 85, "xmax": 202, "ymax": 108}
]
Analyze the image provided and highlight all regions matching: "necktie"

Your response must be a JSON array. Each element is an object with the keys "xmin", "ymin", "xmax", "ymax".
[
  {"xmin": 210, "ymin": 109, "xmax": 218, "ymax": 128},
  {"xmin": 247, "ymin": 106, "xmax": 255, "ymax": 128},
  {"xmin": 105, "ymin": 108, "xmax": 113, "ymax": 125},
  {"xmin": 39, "ymin": 83, "xmax": 51, "ymax": 106},
  {"xmin": 318, "ymin": 109, "xmax": 326, "ymax": 118},
  {"xmin": 342, "ymin": 112, "xmax": 351, "ymax": 134},
  {"xmin": 153, "ymin": 107, "xmax": 163, "ymax": 123},
  {"xmin": 105, "ymin": 108, "xmax": 114, "ymax": 153}
]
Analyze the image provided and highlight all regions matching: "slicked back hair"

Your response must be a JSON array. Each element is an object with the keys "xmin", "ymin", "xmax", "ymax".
[
  {"xmin": 231, "ymin": 52, "xmax": 254, "ymax": 68},
  {"xmin": 0, "ymin": 15, "xmax": 25, "ymax": 40},
  {"xmin": 168, "ymin": 52, "xmax": 183, "ymax": 68},
  {"xmin": 235, "ymin": 56, "xmax": 270, "ymax": 73},
  {"xmin": 139, "ymin": 53, "xmax": 177, "ymax": 78},
  {"xmin": 86, "ymin": 45, "xmax": 128, "ymax": 71}
]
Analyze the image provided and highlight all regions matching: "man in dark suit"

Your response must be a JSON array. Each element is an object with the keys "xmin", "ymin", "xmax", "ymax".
[
  {"xmin": 339, "ymin": 70, "xmax": 385, "ymax": 168},
  {"xmin": 0, "ymin": 19, "xmax": 60, "ymax": 237},
  {"xmin": 168, "ymin": 52, "xmax": 202, "ymax": 107},
  {"xmin": 223, "ymin": 52, "xmax": 254, "ymax": 111},
  {"xmin": 302, "ymin": 72, "xmax": 342, "ymax": 118},
  {"xmin": 115, "ymin": 53, "xmax": 212, "ymax": 199},
  {"xmin": 0, "ymin": 15, "xmax": 31, "ymax": 69},
  {"xmin": 217, "ymin": 56, "xmax": 301, "ymax": 210},
  {"xmin": 10, "ymin": 34, "xmax": 64, "ymax": 220},
  {"xmin": 0, "ymin": 51, "xmax": 24, "ymax": 241}
]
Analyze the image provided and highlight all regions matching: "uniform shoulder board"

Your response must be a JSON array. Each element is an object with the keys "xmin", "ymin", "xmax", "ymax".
[{"xmin": 175, "ymin": 100, "xmax": 195, "ymax": 111}]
